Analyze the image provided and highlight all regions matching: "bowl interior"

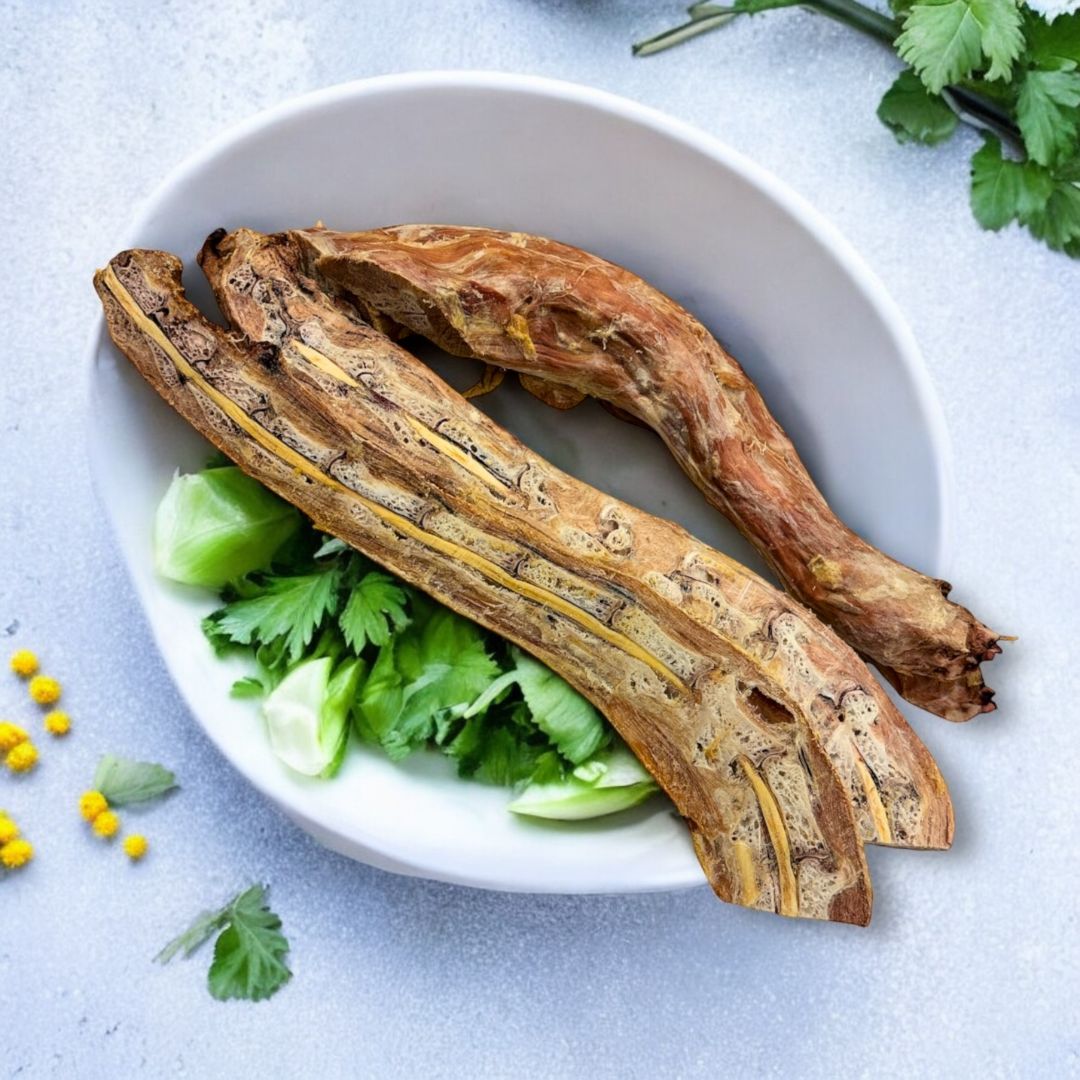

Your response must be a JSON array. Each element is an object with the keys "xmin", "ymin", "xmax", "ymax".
[{"xmin": 89, "ymin": 73, "xmax": 948, "ymax": 893}]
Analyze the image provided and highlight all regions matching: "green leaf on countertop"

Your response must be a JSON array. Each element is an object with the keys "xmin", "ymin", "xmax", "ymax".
[
  {"xmin": 878, "ymin": 68, "xmax": 960, "ymax": 143},
  {"xmin": 207, "ymin": 885, "xmax": 292, "ymax": 1002},
  {"xmin": 155, "ymin": 906, "xmax": 230, "ymax": 965},
  {"xmin": 93, "ymin": 755, "xmax": 177, "ymax": 806},
  {"xmin": 157, "ymin": 885, "xmax": 292, "ymax": 1003}
]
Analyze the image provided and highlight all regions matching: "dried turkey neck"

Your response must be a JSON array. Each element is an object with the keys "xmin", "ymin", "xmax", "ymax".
[
  {"xmin": 97, "ymin": 245, "xmax": 876, "ymax": 924},
  {"xmin": 200, "ymin": 227, "xmax": 952, "ymax": 866},
  {"xmin": 294, "ymin": 225, "xmax": 1004, "ymax": 722}
]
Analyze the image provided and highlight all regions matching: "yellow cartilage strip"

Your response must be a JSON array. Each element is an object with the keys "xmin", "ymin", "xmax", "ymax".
[
  {"xmin": 290, "ymin": 342, "xmax": 508, "ymax": 494},
  {"xmin": 737, "ymin": 755, "xmax": 798, "ymax": 917},
  {"xmin": 733, "ymin": 840, "xmax": 760, "ymax": 907},
  {"xmin": 853, "ymin": 754, "xmax": 893, "ymax": 845}
]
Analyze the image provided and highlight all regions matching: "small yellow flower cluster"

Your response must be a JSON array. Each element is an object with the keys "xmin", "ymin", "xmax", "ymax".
[
  {"xmin": 78, "ymin": 791, "xmax": 148, "ymax": 860},
  {"xmin": 4, "ymin": 650, "xmax": 75, "ymax": 768},
  {"xmin": 0, "ymin": 722, "xmax": 28, "ymax": 753},
  {"xmin": 0, "ymin": 722, "xmax": 37, "ymax": 774},
  {"xmin": 123, "ymin": 834, "xmax": 149, "ymax": 861},
  {"xmin": 28, "ymin": 675, "xmax": 61, "ymax": 706},
  {"xmin": 43, "ymin": 711, "xmax": 71, "ymax": 737},
  {"xmin": 0, "ymin": 809, "xmax": 33, "ymax": 871},
  {"xmin": 11, "ymin": 650, "xmax": 63, "ymax": 705},
  {"xmin": 9, "ymin": 650, "xmax": 38, "ymax": 678},
  {"xmin": 79, "ymin": 790, "xmax": 108, "ymax": 821},
  {"xmin": 6, "ymin": 742, "xmax": 38, "ymax": 773}
]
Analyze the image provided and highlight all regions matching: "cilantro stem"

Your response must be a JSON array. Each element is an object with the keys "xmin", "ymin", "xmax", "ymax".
[
  {"xmin": 632, "ymin": 11, "xmax": 738, "ymax": 55},
  {"xmin": 633, "ymin": 1, "xmax": 1023, "ymax": 148}
]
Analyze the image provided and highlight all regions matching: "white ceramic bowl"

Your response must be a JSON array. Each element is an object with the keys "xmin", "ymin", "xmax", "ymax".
[{"xmin": 88, "ymin": 72, "xmax": 952, "ymax": 894}]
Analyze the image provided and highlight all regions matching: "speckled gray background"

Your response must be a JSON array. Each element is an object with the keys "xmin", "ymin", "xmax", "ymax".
[{"xmin": 1, "ymin": 1, "xmax": 1077, "ymax": 1077}]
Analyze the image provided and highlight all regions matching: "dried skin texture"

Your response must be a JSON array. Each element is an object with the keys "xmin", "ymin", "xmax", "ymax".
[
  {"xmin": 95, "ymin": 240, "xmax": 937, "ymax": 924},
  {"xmin": 96, "ymin": 244, "xmax": 887, "ymax": 924},
  {"xmin": 202, "ymin": 228, "xmax": 952, "ymax": 860},
  {"xmin": 295, "ymin": 225, "xmax": 1005, "ymax": 722}
]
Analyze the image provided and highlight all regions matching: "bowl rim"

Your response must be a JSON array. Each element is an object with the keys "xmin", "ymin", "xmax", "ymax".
[{"xmin": 85, "ymin": 70, "xmax": 954, "ymax": 894}]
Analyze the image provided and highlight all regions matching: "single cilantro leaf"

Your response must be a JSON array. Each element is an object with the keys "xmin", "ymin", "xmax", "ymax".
[
  {"xmin": 93, "ymin": 755, "xmax": 177, "ymax": 806},
  {"xmin": 156, "ymin": 905, "xmax": 230, "ymax": 964},
  {"xmin": 1023, "ymin": 178, "xmax": 1080, "ymax": 249},
  {"xmin": 230, "ymin": 676, "xmax": 266, "ymax": 700},
  {"xmin": 511, "ymin": 650, "xmax": 606, "ymax": 765},
  {"xmin": 207, "ymin": 885, "xmax": 291, "ymax": 1003},
  {"xmin": 878, "ymin": 69, "xmax": 960, "ymax": 144},
  {"xmin": 1016, "ymin": 68, "xmax": 1080, "ymax": 166},
  {"xmin": 365, "ymin": 611, "xmax": 500, "ymax": 759},
  {"xmin": 382, "ymin": 612, "xmax": 501, "ymax": 760},
  {"xmin": 339, "ymin": 572, "xmax": 410, "ymax": 653},
  {"xmin": 897, "ymin": 0, "xmax": 1024, "ymax": 93},
  {"xmin": 356, "ymin": 641, "xmax": 405, "ymax": 743},
  {"xmin": 1026, "ymin": 11, "xmax": 1080, "ymax": 70},
  {"xmin": 970, "ymin": 136, "xmax": 1054, "ymax": 229},
  {"xmin": 209, "ymin": 569, "xmax": 341, "ymax": 662}
]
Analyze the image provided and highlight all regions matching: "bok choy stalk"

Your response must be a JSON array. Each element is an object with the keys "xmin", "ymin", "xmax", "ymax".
[
  {"xmin": 509, "ymin": 745, "xmax": 659, "ymax": 821},
  {"xmin": 262, "ymin": 656, "xmax": 365, "ymax": 777},
  {"xmin": 155, "ymin": 467, "xmax": 300, "ymax": 587}
]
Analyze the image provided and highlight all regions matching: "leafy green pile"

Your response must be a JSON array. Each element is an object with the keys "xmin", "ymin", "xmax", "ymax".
[
  {"xmin": 636, "ymin": 1, "xmax": 1080, "ymax": 256},
  {"xmin": 156, "ymin": 465, "xmax": 658, "ymax": 820}
]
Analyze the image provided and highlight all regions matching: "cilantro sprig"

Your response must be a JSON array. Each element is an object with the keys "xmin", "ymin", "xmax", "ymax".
[
  {"xmin": 636, "ymin": 1, "xmax": 1080, "ymax": 256},
  {"xmin": 157, "ymin": 884, "xmax": 292, "ymax": 1002}
]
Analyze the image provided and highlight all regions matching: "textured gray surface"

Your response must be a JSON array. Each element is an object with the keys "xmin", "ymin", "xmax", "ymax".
[{"xmin": 1, "ymin": 1, "xmax": 1077, "ymax": 1077}]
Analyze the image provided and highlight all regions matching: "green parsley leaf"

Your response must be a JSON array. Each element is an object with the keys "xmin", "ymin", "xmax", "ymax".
[
  {"xmin": 878, "ymin": 69, "xmax": 960, "ymax": 144},
  {"xmin": 208, "ymin": 885, "xmax": 292, "ymax": 1002},
  {"xmin": 157, "ymin": 885, "xmax": 291, "ymax": 1003},
  {"xmin": 93, "ymin": 755, "xmax": 177, "ymax": 806},
  {"xmin": 380, "ymin": 611, "xmax": 501, "ymax": 759},
  {"xmin": 1023, "ymin": 178, "xmax": 1080, "ymax": 250},
  {"xmin": 970, "ymin": 135, "xmax": 1055, "ymax": 229},
  {"xmin": 356, "ymin": 640, "xmax": 405, "ymax": 743},
  {"xmin": 1026, "ymin": 11, "xmax": 1080, "ymax": 71},
  {"xmin": 208, "ymin": 569, "xmax": 341, "ymax": 662},
  {"xmin": 897, "ymin": 0, "xmax": 1024, "ymax": 94},
  {"xmin": 339, "ymin": 571, "xmax": 410, "ymax": 652},
  {"xmin": 1016, "ymin": 68, "xmax": 1080, "ymax": 166}
]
